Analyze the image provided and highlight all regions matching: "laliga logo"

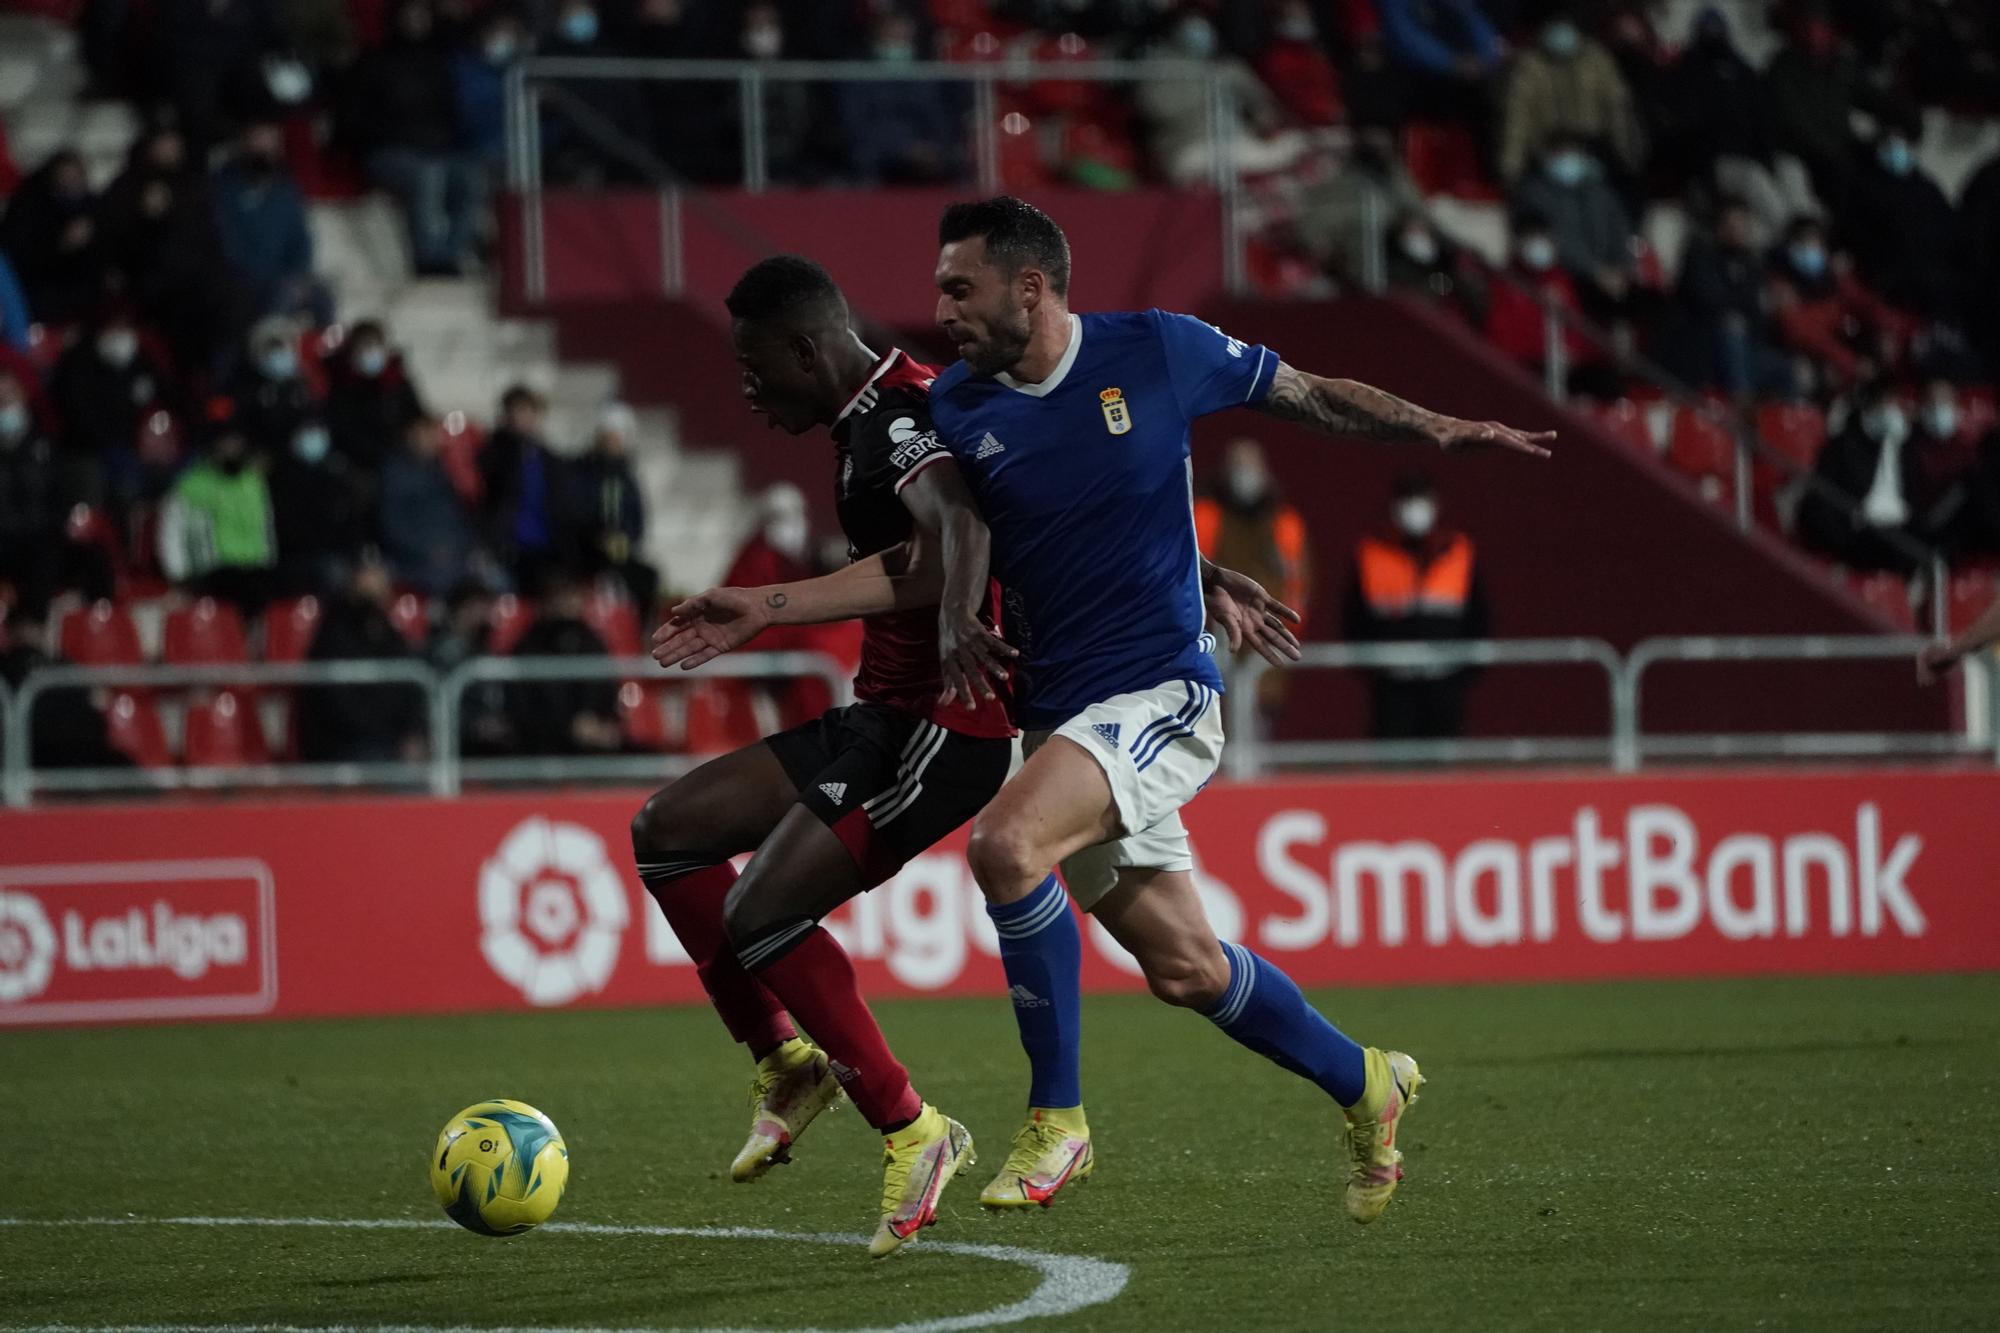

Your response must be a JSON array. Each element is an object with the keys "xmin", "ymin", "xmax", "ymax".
[
  {"xmin": 480, "ymin": 818, "xmax": 630, "ymax": 1007},
  {"xmin": 0, "ymin": 890, "xmax": 59, "ymax": 1004}
]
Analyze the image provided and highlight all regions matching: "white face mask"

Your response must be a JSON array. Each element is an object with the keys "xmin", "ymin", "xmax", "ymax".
[
  {"xmin": 1924, "ymin": 403, "xmax": 1959, "ymax": 439},
  {"xmin": 1396, "ymin": 496, "xmax": 1438, "ymax": 538},
  {"xmin": 293, "ymin": 425, "xmax": 332, "ymax": 463},
  {"xmin": 744, "ymin": 24, "xmax": 782, "ymax": 58},
  {"xmin": 766, "ymin": 513, "xmax": 808, "ymax": 558},
  {"xmin": 353, "ymin": 345, "xmax": 388, "ymax": 377},
  {"xmin": 1520, "ymin": 236, "xmax": 1557, "ymax": 272},
  {"xmin": 0, "ymin": 401, "xmax": 27, "ymax": 443},
  {"xmin": 99, "ymin": 329, "xmax": 140, "ymax": 367},
  {"xmin": 1399, "ymin": 230, "xmax": 1439, "ymax": 265},
  {"xmin": 1224, "ymin": 461, "xmax": 1267, "ymax": 505},
  {"xmin": 1865, "ymin": 405, "xmax": 1908, "ymax": 441}
]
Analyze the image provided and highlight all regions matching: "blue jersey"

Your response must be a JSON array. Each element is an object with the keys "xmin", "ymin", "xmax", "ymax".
[{"xmin": 929, "ymin": 309, "xmax": 1281, "ymax": 730}]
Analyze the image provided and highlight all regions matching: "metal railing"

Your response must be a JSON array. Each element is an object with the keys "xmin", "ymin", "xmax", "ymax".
[
  {"xmin": 1, "ymin": 652, "xmax": 851, "ymax": 808},
  {"xmin": 505, "ymin": 56, "xmax": 1251, "ymax": 302},
  {"xmin": 1222, "ymin": 638, "xmax": 1626, "ymax": 778},
  {"xmin": 2, "ymin": 639, "xmax": 1986, "ymax": 802}
]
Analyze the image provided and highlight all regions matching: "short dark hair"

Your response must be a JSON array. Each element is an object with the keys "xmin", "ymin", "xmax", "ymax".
[
  {"xmin": 938, "ymin": 196, "xmax": 1071, "ymax": 296},
  {"xmin": 501, "ymin": 383, "xmax": 544, "ymax": 414},
  {"xmin": 725, "ymin": 255, "xmax": 846, "ymax": 324}
]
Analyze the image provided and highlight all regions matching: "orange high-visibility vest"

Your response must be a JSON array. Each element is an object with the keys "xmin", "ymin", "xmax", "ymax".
[
  {"xmin": 1194, "ymin": 497, "xmax": 1312, "ymax": 620},
  {"xmin": 1356, "ymin": 534, "xmax": 1474, "ymax": 616}
]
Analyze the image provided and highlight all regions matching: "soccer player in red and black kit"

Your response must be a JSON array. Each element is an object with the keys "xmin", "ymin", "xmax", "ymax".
[{"xmin": 631, "ymin": 257, "xmax": 1020, "ymax": 1257}]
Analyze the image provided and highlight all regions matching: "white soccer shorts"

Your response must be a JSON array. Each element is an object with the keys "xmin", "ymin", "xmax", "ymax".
[{"xmin": 1022, "ymin": 678, "xmax": 1223, "ymax": 910}]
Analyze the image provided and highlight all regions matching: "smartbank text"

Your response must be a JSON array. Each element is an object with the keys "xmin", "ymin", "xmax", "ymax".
[{"xmin": 1257, "ymin": 802, "xmax": 1922, "ymax": 949}]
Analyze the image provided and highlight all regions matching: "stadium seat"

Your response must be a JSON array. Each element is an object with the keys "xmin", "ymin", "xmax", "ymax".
[
  {"xmin": 682, "ymin": 679, "xmax": 765, "ymax": 755},
  {"xmin": 263, "ymin": 596, "xmax": 323, "ymax": 663},
  {"xmin": 439, "ymin": 414, "xmax": 485, "ymax": 504},
  {"xmin": 388, "ymin": 593, "xmax": 432, "ymax": 646},
  {"xmin": 996, "ymin": 110, "xmax": 1055, "ymax": 190},
  {"xmin": 1947, "ymin": 572, "xmax": 1998, "ymax": 634},
  {"xmin": 164, "ymin": 598, "xmax": 249, "ymax": 665},
  {"xmin": 1961, "ymin": 388, "xmax": 1997, "ymax": 443},
  {"xmin": 1401, "ymin": 121, "xmax": 1499, "ymax": 200},
  {"xmin": 489, "ymin": 595, "xmax": 535, "ymax": 656},
  {"xmin": 584, "ymin": 595, "xmax": 643, "ymax": 657},
  {"xmin": 1029, "ymin": 31, "xmax": 1098, "ymax": 114},
  {"xmin": 1755, "ymin": 403, "xmax": 1827, "ymax": 472},
  {"xmin": 618, "ymin": 681, "xmax": 671, "ymax": 752},
  {"xmin": 1668, "ymin": 407, "xmax": 1738, "ymax": 502},
  {"xmin": 184, "ymin": 689, "xmax": 270, "ymax": 768},
  {"xmin": 1585, "ymin": 398, "xmax": 1656, "ymax": 454},
  {"xmin": 1849, "ymin": 571, "xmax": 1915, "ymax": 631},
  {"xmin": 104, "ymin": 691, "xmax": 171, "ymax": 769},
  {"xmin": 60, "ymin": 600, "xmax": 143, "ymax": 666}
]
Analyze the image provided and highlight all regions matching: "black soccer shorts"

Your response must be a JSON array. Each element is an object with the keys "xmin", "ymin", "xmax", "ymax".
[{"xmin": 765, "ymin": 702, "xmax": 1014, "ymax": 887}]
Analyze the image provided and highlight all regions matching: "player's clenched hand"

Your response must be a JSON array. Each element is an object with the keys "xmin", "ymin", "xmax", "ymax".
[
  {"xmin": 938, "ymin": 612, "xmax": 1017, "ymax": 706},
  {"xmin": 652, "ymin": 587, "xmax": 770, "ymax": 671},
  {"xmin": 1204, "ymin": 565, "xmax": 1303, "ymax": 668},
  {"xmin": 1432, "ymin": 418, "xmax": 1555, "ymax": 458}
]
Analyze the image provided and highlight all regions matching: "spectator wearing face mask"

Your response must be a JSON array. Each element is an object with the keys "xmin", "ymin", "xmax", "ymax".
[
  {"xmin": 479, "ymin": 383, "xmax": 577, "ymax": 589},
  {"xmin": 1343, "ymin": 472, "xmax": 1489, "ymax": 741},
  {"xmin": 0, "ymin": 150, "xmax": 106, "ymax": 328},
  {"xmin": 298, "ymin": 558, "xmax": 430, "ymax": 764},
  {"xmin": 1904, "ymin": 380, "xmax": 1978, "ymax": 556},
  {"xmin": 51, "ymin": 309, "xmax": 165, "ymax": 510},
  {"xmin": 542, "ymin": 1, "xmax": 654, "ymax": 187},
  {"xmin": 1194, "ymin": 438, "xmax": 1312, "ymax": 731},
  {"xmin": 1375, "ymin": 0, "xmax": 1504, "ymax": 126},
  {"xmin": 724, "ymin": 481, "xmax": 813, "ymax": 593},
  {"xmin": 1842, "ymin": 121, "xmax": 1961, "ymax": 325},
  {"xmin": 452, "ymin": 10, "xmax": 527, "ymax": 173},
  {"xmin": 572, "ymin": 402, "xmax": 659, "ymax": 614},
  {"xmin": 326, "ymin": 319, "xmax": 425, "ymax": 472},
  {"xmin": 1665, "ymin": 7, "xmax": 1820, "ymax": 243},
  {"xmin": 1483, "ymin": 214, "xmax": 1610, "ymax": 396},
  {"xmin": 211, "ymin": 120, "xmax": 332, "ymax": 328},
  {"xmin": 1497, "ymin": 5, "xmax": 1644, "ymax": 187},
  {"xmin": 1384, "ymin": 211, "xmax": 1485, "ymax": 320},
  {"xmin": 1796, "ymin": 380, "xmax": 1923, "ymax": 573},
  {"xmin": 1137, "ymin": 8, "xmax": 1309, "ymax": 187},
  {"xmin": 839, "ymin": 10, "xmax": 965, "ymax": 185},
  {"xmin": 1509, "ymin": 132, "xmax": 1638, "ymax": 319},
  {"xmin": 269, "ymin": 417, "xmax": 368, "ymax": 596},
  {"xmin": 230, "ymin": 317, "xmax": 324, "ymax": 458},
  {"xmin": 1763, "ymin": 5, "xmax": 1874, "ymax": 215},
  {"xmin": 1674, "ymin": 197, "xmax": 1800, "ymax": 401},
  {"xmin": 1766, "ymin": 216, "xmax": 1912, "ymax": 393},
  {"xmin": 343, "ymin": 0, "xmax": 488, "ymax": 276},
  {"xmin": 158, "ymin": 415, "xmax": 279, "ymax": 614},
  {"xmin": 380, "ymin": 414, "xmax": 483, "ymax": 597}
]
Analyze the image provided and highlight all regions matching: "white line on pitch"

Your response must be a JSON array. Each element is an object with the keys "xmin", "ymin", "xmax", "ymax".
[{"xmin": 0, "ymin": 1215, "xmax": 1130, "ymax": 1333}]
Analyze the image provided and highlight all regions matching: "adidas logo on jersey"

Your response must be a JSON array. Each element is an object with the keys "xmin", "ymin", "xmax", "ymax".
[
  {"xmin": 1091, "ymin": 722, "xmax": 1121, "ymax": 749},
  {"xmin": 819, "ymin": 782, "xmax": 848, "ymax": 804},
  {"xmin": 974, "ymin": 432, "xmax": 1005, "ymax": 460},
  {"xmin": 1009, "ymin": 984, "xmax": 1051, "ymax": 1008}
]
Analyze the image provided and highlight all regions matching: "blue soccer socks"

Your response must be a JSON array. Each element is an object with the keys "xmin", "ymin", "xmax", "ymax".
[
  {"xmin": 987, "ymin": 874, "xmax": 1084, "ymax": 1109},
  {"xmin": 1205, "ymin": 940, "xmax": 1368, "ymax": 1107}
]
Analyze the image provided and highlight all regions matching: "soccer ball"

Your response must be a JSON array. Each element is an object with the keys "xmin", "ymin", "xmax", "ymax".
[{"xmin": 430, "ymin": 1099, "xmax": 569, "ymax": 1236}]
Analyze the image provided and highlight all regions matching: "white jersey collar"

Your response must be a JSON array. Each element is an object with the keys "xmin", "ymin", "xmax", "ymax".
[
  {"xmin": 836, "ymin": 348, "xmax": 903, "ymax": 423},
  {"xmin": 996, "ymin": 314, "xmax": 1082, "ymax": 398}
]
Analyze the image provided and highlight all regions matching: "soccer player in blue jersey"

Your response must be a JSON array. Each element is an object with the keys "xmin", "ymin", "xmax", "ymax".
[{"xmin": 925, "ymin": 196, "xmax": 1553, "ymax": 1223}]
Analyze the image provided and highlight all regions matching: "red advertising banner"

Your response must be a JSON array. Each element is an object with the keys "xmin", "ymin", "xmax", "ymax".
[{"xmin": 1, "ymin": 769, "xmax": 1996, "ymax": 1027}]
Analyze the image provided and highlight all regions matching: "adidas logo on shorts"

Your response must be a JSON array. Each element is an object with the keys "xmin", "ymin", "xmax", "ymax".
[
  {"xmin": 1090, "ymin": 722, "xmax": 1120, "ymax": 749},
  {"xmin": 974, "ymin": 432, "xmax": 1005, "ymax": 460},
  {"xmin": 820, "ymin": 782, "xmax": 848, "ymax": 804},
  {"xmin": 1009, "ymin": 984, "xmax": 1051, "ymax": 1008}
]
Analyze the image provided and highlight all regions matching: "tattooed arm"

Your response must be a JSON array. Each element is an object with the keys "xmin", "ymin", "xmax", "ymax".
[{"xmin": 1258, "ymin": 363, "xmax": 1555, "ymax": 457}]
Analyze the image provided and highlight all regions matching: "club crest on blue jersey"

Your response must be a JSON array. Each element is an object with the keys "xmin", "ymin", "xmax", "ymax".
[{"xmin": 1099, "ymin": 387, "xmax": 1132, "ymax": 436}]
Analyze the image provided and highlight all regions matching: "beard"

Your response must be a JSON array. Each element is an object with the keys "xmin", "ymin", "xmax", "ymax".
[{"xmin": 964, "ymin": 306, "xmax": 1033, "ymax": 377}]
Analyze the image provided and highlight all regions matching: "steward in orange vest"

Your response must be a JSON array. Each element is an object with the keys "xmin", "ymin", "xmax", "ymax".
[
  {"xmin": 1341, "ymin": 474, "xmax": 1489, "ymax": 740},
  {"xmin": 1195, "ymin": 440, "xmax": 1313, "ymax": 727}
]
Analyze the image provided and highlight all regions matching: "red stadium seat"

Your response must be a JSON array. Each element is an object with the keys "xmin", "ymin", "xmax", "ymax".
[
  {"xmin": 439, "ymin": 413, "xmax": 485, "ymax": 505},
  {"xmin": 60, "ymin": 600, "xmax": 143, "ymax": 666},
  {"xmin": 1585, "ymin": 398, "xmax": 1656, "ymax": 454},
  {"xmin": 618, "ymin": 681, "xmax": 671, "ymax": 752},
  {"xmin": 683, "ymin": 679, "xmax": 764, "ymax": 755},
  {"xmin": 164, "ymin": 598, "xmax": 249, "ymax": 665},
  {"xmin": 489, "ymin": 595, "xmax": 535, "ymax": 656},
  {"xmin": 585, "ymin": 595, "xmax": 643, "ymax": 657},
  {"xmin": 104, "ymin": 691, "xmax": 171, "ymax": 769},
  {"xmin": 1668, "ymin": 407, "xmax": 1737, "ymax": 501},
  {"xmin": 388, "ymin": 593, "xmax": 431, "ymax": 646},
  {"xmin": 263, "ymin": 596, "xmax": 323, "ymax": 663},
  {"xmin": 184, "ymin": 689, "xmax": 269, "ymax": 767},
  {"xmin": 1947, "ymin": 572, "xmax": 1998, "ymax": 634},
  {"xmin": 1402, "ymin": 121, "xmax": 1499, "ymax": 200},
  {"xmin": 996, "ymin": 110, "xmax": 1055, "ymax": 191},
  {"xmin": 1028, "ymin": 32, "xmax": 1097, "ymax": 114},
  {"xmin": 1849, "ymin": 571, "xmax": 1915, "ymax": 631},
  {"xmin": 1754, "ymin": 403, "xmax": 1826, "ymax": 472},
  {"xmin": 1961, "ymin": 388, "xmax": 1997, "ymax": 444}
]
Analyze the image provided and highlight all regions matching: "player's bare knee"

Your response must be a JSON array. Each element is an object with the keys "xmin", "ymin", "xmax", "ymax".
[
  {"xmin": 630, "ymin": 787, "xmax": 681, "ymax": 855},
  {"xmin": 966, "ymin": 817, "xmax": 1045, "ymax": 898}
]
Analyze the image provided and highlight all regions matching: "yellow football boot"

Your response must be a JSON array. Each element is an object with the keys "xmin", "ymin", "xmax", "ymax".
[
  {"xmin": 1343, "ymin": 1048, "xmax": 1423, "ymax": 1224},
  {"xmin": 869, "ymin": 1103, "xmax": 975, "ymax": 1258},
  {"xmin": 730, "ymin": 1038, "xmax": 844, "ymax": 1183},
  {"xmin": 979, "ymin": 1106, "xmax": 1094, "ymax": 1209}
]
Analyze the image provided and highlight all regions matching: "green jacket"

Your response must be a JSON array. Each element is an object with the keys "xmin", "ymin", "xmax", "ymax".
[{"xmin": 168, "ymin": 462, "xmax": 276, "ymax": 575}]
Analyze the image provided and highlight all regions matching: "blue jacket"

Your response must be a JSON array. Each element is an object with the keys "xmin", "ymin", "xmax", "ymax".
[
  {"xmin": 0, "ymin": 248, "xmax": 30, "ymax": 352},
  {"xmin": 211, "ymin": 163, "xmax": 314, "ymax": 307},
  {"xmin": 451, "ymin": 52, "xmax": 509, "ymax": 164},
  {"xmin": 1377, "ymin": 0, "xmax": 1502, "ymax": 78}
]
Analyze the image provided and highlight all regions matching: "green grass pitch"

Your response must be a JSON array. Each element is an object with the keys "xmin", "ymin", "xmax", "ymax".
[{"xmin": 4, "ymin": 975, "xmax": 1998, "ymax": 1331}]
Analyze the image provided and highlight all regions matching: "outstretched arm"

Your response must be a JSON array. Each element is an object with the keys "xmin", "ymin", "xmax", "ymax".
[
  {"xmin": 1202, "ymin": 558, "xmax": 1303, "ymax": 667},
  {"xmin": 897, "ymin": 458, "xmax": 1017, "ymax": 705},
  {"xmin": 1257, "ymin": 363, "xmax": 1555, "ymax": 457},
  {"xmin": 1918, "ymin": 595, "xmax": 2000, "ymax": 686}
]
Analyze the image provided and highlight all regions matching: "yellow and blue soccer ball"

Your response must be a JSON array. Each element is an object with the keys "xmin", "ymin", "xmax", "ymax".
[{"xmin": 430, "ymin": 1099, "xmax": 569, "ymax": 1236}]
